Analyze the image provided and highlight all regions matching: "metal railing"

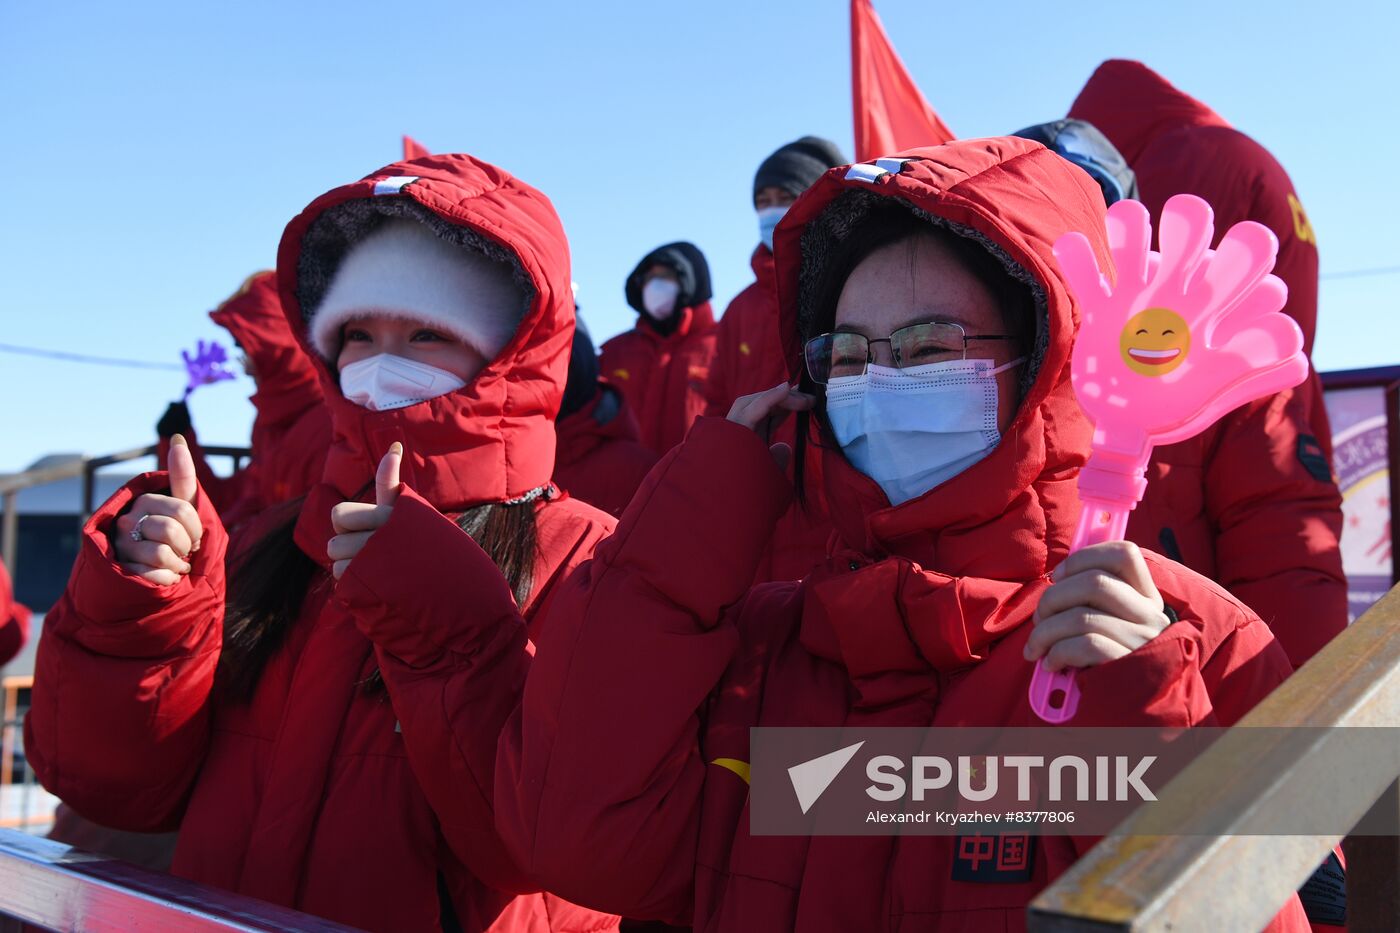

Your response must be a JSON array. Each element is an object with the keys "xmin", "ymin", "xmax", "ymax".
[
  {"xmin": 0, "ymin": 828, "xmax": 361, "ymax": 932},
  {"xmin": 1028, "ymin": 583, "xmax": 1400, "ymax": 931},
  {"xmin": 0, "ymin": 444, "xmax": 250, "ymax": 578}
]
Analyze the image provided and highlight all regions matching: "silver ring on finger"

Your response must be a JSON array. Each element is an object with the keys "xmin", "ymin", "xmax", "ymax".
[{"xmin": 130, "ymin": 514, "xmax": 152, "ymax": 543}]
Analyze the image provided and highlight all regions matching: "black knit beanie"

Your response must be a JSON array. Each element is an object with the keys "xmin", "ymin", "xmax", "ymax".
[{"xmin": 753, "ymin": 136, "xmax": 848, "ymax": 203}]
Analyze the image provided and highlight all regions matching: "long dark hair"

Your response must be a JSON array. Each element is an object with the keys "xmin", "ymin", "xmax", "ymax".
[
  {"xmin": 218, "ymin": 492, "xmax": 538, "ymax": 703},
  {"xmin": 791, "ymin": 200, "xmax": 1037, "ymax": 504}
]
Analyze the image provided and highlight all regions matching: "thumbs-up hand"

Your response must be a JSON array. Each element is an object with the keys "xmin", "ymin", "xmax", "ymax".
[
  {"xmin": 329, "ymin": 443, "xmax": 403, "ymax": 580},
  {"xmin": 115, "ymin": 434, "xmax": 204, "ymax": 585}
]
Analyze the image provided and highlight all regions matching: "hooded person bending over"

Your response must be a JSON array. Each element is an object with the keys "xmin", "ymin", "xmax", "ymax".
[
  {"xmin": 156, "ymin": 270, "xmax": 331, "ymax": 535},
  {"xmin": 27, "ymin": 154, "xmax": 618, "ymax": 933},
  {"xmin": 488, "ymin": 139, "xmax": 1310, "ymax": 930},
  {"xmin": 1064, "ymin": 60, "xmax": 1346, "ymax": 667},
  {"xmin": 599, "ymin": 241, "xmax": 717, "ymax": 455}
]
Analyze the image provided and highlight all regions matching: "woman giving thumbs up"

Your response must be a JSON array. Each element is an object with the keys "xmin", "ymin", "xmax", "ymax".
[{"xmin": 26, "ymin": 154, "xmax": 620, "ymax": 933}]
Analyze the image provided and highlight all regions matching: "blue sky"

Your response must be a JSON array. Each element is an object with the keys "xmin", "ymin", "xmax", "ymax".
[{"xmin": 2, "ymin": 0, "xmax": 1397, "ymax": 474}]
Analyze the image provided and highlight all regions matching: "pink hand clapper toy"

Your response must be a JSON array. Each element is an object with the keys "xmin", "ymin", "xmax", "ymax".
[{"xmin": 1028, "ymin": 194, "xmax": 1309, "ymax": 723}]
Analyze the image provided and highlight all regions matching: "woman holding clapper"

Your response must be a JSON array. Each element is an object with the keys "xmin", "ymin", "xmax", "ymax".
[
  {"xmin": 488, "ymin": 138, "xmax": 1311, "ymax": 930},
  {"xmin": 26, "ymin": 154, "xmax": 619, "ymax": 933}
]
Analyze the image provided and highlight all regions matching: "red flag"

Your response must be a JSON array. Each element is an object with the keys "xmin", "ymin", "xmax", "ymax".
[
  {"xmin": 851, "ymin": 0, "xmax": 954, "ymax": 161},
  {"xmin": 402, "ymin": 135, "xmax": 430, "ymax": 161}
]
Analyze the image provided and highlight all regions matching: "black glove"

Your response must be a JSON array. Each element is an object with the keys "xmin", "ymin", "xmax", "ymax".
[{"xmin": 157, "ymin": 401, "xmax": 194, "ymax": 439}]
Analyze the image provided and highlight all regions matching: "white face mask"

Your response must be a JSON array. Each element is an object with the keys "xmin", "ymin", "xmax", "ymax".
[
  {"xmin": 757, "ymin": 205, "xmax": 788, "ymax": 251},
  {"xmin": 641, "ymin": 277, "xmax": 681, "ymax": 320},
  {"xmin": 339, "ymin": 353, "xmax": 467, "ymax": 412},
  {"xmin": 826, "ymin": 357, "xmax": 1024, "ymax": 506}
]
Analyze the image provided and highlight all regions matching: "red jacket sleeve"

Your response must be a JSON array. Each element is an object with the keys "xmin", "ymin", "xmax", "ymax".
[
  {"xmin": 1204, "ymin": 391, "xmax": 1347, "ymax": 668},
  {"xmin": 496, "ymin": 418, "xmax": 791, "ymax": 920},
  {"xmin": 24, "ymin": 472, "xmax": 228, "ymax": 832},
  {"xmin": 333, "ymin": 487, "xmax": 537, "ymax": 894}
]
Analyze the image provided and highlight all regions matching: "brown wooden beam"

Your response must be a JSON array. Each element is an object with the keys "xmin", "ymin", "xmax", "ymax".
[{"xmin": 1029, "ymin": 584, "xmax": 1400, "ymax": 931}]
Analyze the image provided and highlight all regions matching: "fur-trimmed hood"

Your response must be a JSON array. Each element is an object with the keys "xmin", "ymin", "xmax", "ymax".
[
  {"xmin": 276, "ymin": 153, "xmax": 574, "ymax": 516},
  {"xmin": 772, "ymin": 138, "xmax": 1112, "ymax": 579}
]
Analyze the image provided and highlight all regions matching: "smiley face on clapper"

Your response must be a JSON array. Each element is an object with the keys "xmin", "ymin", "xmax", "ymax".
[
  {"xmin": 1119, "ymin": 307, "xmax": 1190, "ymax": 377},
  {"xmin": 1053, "ymin": 194, "xmax": 1306, "ymax": 450}
]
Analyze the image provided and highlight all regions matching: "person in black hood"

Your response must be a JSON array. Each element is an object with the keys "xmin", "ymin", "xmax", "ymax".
[
  {"xmin": 623, "ymin": 241, "xmax": 713, "ymax": 337},
  {"xmin": 600, "ymin": 241, "xmax": 718, "ymax": 453},
  {"xmin": 1012, "ymin": 118, "xmax": 1139, "ymax": 206}
]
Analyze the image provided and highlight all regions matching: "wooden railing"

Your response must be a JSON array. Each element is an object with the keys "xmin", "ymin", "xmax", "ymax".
[{"xmin": 1028, "ymin": 583, "xmax": 1400, "ymax": 931}]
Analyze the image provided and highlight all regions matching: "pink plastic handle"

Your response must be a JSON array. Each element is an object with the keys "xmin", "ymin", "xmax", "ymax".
[
  {"xmin": 1029, "ymin": 661, "xmax": 1081, "ymax": 723},
  {"xmin": 1029, "ymin": 496, "xmax": 1129, "ymax": 721},
  {"xmin": 1029, "ymin": 195, "xmax": 1308, "ymax": 724}
]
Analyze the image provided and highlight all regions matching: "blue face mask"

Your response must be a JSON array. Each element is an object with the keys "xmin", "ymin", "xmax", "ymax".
[
  {"xmin": 825, "ymin": 357, "xmax": 1024, "ymax": 506},
  {"xmin": 757, "ymin": 205, "xmax": 788, "ymax": 252}
]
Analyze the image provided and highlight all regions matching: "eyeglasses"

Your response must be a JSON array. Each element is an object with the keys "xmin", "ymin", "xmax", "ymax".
[{"xmin": 803, "ymin": 321, "xmax": 1017, "ymax": 384}]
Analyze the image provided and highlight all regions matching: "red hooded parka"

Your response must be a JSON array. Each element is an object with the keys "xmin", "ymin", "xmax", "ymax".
[
  {"xmin": 159, "ymin": 270, "xmax": 332, "ymax": 533},
  {"xmin": 600, "ymin": 243, "xmax": 718, "ymax": 456},
  {"xmin": 491, "ymin": 139, "xmax": 1309, "ymax": 931},
  {"xmin": 704, "ymin": 246, "xmax": 782, "ymax": 415},
  {"xmin": 1070, "ymin": 60, "xmax": 1346, "ymax": 667},
  {"xmin": 600, "ymin": 305, "xmax": 716, "ymax": 456},
  {"xmin": 27, "ymin": 154, "xmax": 618, "ymax": 933}
]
